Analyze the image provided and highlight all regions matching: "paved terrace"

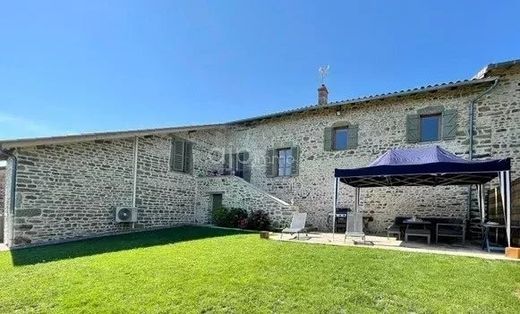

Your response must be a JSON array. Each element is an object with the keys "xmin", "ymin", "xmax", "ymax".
[{"xmin": 271, "ymin": 232, "xmax": 517, "ymax": 261}]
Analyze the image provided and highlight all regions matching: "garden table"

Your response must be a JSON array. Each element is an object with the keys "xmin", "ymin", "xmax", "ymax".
[{"xmin": 403, "ymin": 219, "xmax": 432, "ymax": 244}]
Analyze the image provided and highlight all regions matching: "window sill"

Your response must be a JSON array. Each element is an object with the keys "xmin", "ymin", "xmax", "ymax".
[
  {"xmin": 170, "ymin": 169, "xmax": 193, "ymax": 176},
  {"xmin": 328, "ymin": 147, "xmax": 357, "ymax": 152},
  {"xmin": 269, "ymin": 175, "xmax": 298, "ymax": 178},
  {"xmin": 417, "ymin": 139, "xmax": 443, "ymax": 144}
]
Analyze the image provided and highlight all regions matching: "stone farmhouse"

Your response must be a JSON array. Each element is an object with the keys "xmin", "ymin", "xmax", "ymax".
[{"xmin": 1, "ymin": 59, "xmax": 519, "ymax": 248}]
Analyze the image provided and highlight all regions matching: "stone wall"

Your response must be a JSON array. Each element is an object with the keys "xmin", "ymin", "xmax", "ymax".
[
  {"xmin": 3, "ymin": 66, "xmax": 520, "ymax": 246},
  {"xmin": 196, "ymin": 175, "xmax": 298, "ymax": 227},
  {"xmin": 474, "ymin": 68, "xmax": 520, "ymax": 174},
  {"xmin": 8, "ymin": 129, "xmax": 228, "ymax": 246},
  {"xmin": 225, "ymin": 70, "xmax": 520, "ymax": 232}
]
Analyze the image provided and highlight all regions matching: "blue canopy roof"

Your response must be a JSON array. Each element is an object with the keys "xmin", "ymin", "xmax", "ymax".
[{"xmin": 335, "ymin": 146, "xmax": 510, "ymax": 187}]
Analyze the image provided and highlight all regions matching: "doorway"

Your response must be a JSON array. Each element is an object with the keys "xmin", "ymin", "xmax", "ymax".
[
  {"xmin": 224, "ymin": 152, "xmax": 251, "ymax": 182},
  {"xmin": 212, "ymin": 193, "xmax": 223, "ymax": 210}
]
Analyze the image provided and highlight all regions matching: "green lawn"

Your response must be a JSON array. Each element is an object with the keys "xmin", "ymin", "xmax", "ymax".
[{"xmin": 0, "ymin": 226, "xmax": 519, "ymax": 313}]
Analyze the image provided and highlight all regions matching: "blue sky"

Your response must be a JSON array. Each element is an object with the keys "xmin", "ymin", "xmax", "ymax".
[{"xmin": 0, "ymin": 0, "xmax": 518, "ymax": 140}]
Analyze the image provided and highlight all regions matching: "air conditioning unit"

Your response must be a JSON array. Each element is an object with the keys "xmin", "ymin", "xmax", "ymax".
[{"xmin": 115, "ymin": 207, "xmax": 138, "ymax": 223}]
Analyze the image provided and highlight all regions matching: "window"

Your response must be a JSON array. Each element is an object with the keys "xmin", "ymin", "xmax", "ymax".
[
  {"xmin": 333, "ymin": 127, "xmax": 349, "ymax": 150},
  {"xmin": 407, "ymin": 107, "xmax": 457, "ymax": 143},
  {"xmin": 277, "ymin": 148, "xmax": 293, "ymax": 177},
  {"xmin": 420, "ymin": 114, "xmax": 441, "ymax": 142},
  {"xmin": 324, "ymin": 123, "xmax": 358, "ymax": 151},
  {"xmin": 266, "ymin": 146, "xmax": 299, "ymax": 178},
  {"xmin": 224, "ymin": 152, "xmax": 251, "ymax": 182},
  {"xmin": 170, "ymin": 138, "xmax": 193, "ymax": 174}
]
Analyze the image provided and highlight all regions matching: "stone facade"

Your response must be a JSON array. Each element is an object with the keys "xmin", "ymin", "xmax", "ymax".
[
  {"xmin": 2, "ymin": 63, "xmax": 520, "ymax": 247},
  {"xmin": 196, "ymin": 176, "xmax": 298, "ymax": 227},
  {"xmin": 5, "ymin": 130, "xmax": 229, "ymax": 246},
  {"xmin": 0, "ymin": 167, "xmax": 5, "ymax": 214}
]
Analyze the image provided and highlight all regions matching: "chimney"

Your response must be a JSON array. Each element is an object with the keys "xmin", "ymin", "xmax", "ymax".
[{"xmin": 318, "ymin": 84, "xmax": 328, "ymax": 106}]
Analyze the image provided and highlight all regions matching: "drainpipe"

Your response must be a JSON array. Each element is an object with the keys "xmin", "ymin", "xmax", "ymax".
[
  {"xmin": 467, "ymin": 78, "xmax": 499, "ymax": 223},
  {"xmin": 0, "ymin": 147, "xmax": 17, "ymax": 247},
  {"xmin": 132, "ymin": 137, "xmax": 139, "ymax": 208}
]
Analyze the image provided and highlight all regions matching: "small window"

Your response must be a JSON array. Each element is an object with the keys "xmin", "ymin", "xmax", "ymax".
[
  {"xmin": 333, "ymin": 127, "xmax": 349, "ymax": 150},
  {"xmin": 420, "ymin": 114, "xmax": 441, "ymax": 142},
  {"xmin": 170, "ymin": 138, "xmax": 193, "ymax": 174},
  {"xmin": 277, "ymin": 148, "xmax": 293, "ymax": 177}
]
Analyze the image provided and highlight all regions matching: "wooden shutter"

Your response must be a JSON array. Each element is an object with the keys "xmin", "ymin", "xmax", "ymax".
[
  {"xmin": 239, "ymin": 151, "xmax": 251, "ymax": 182},
  {"xmin": 406, "ymin": 114, "xmax": 420, "ymax": 143},
  {"xmin": 290, "ymin": 146, "xmax": 299, "ymax": 176},
  {"xmin": 265, "ymin": 149, "xmax": 277, "ymax": 178},
  {"xmin": 171, "ymin": 139, "xmax": 185, "ymax": 172},
  {"xmin": 184, "ymin": 141, "xmax": 193, "ymax": 174},
  {"xmin": 224, "ymin": 153, "xmax": 231, "ymax": 174},
  {"xmin": 323, "ymin": 127, "xmax": 333, "ymax": 151},
  {"xmin": 442, "ymin": 109, "xmax": 458, "ymax": 140},
  {"xmin": 347, "ymin": 125, "xmax": 359, "ymax": 149}
]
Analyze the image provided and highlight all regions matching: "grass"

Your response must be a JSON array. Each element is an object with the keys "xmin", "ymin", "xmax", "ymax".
[{"xmin": 0, "ymin": 226, "xmax": 519, "ymax": 313}]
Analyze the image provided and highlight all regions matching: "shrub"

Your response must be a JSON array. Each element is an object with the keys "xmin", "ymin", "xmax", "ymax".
[
  {"xmin": 247, "ymin": 209, "xmax": 271, "ymax": 231},
  {"xmin": 227, "ymin": 208, "xmax": 248, "ymax": 228},
  {"xmin": 212, "ymin": 207, "xmax": 248, "ymax": 228},
  {"xmin": 212, "ymin": 207, "xmax": 231, "ymax": 227}
]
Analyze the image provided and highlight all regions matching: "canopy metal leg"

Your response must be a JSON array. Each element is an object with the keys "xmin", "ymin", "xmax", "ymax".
[
  {"xmin": 477, "ymin": 184, "xmax": 485, "ymax": 224},
  {"xmin": 354, "ymin": 187, "xmax": 360, "ymax": 213},
  {"xmin": 506, "ymin": 171, "xmax": 511, "ymax": 248},
  {"xmin": 499, "ymin": 171, "xmax": 512, "ymax": 247}
]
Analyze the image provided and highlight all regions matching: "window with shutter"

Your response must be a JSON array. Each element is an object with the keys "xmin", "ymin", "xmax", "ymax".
[
  {"xmin": 406, "ymin": 114, "xmax": 420, "ymax": 143},
  {"xmin": 323, "ymin": 127, "xmax": 333, "ymax": 151},
  {"xmin": 184, "ymin": 141, "xmax": 193, "ymax": 174},
  {"xmin": 325, "ymin": 123, "xmax": 359, "ymax": 151},
  {"xmin": 347, "ymin": 125, "xmax": 359, "ymax": 149},
  {"xmin": 170, "ymin": 138, "xmax": 193, "ymax": 174},
  {"xmin": 290, "ymin": 146, "xmax": 299, "ymax": 176},
  {"xmin": 171, "ymin": 139, "xmax": 185, "ymax": 172},
  {"xmin": 407, "ymin": 107, "xmax": 457, "ymax": 143},
  {"xmin": 239, "ymin": 151, "xmax": 251, "ymax": 182},
  {"xmin": 265, "ymin": 149, "xmax": 277, "ymax": 178},
  {"xmin": 442, "ymin": 109, "xmax": 458, "ymax": 140},
  {"xmin": 265, "ymin": 146, "xmax": 300, "ymax": 178},
  {"xmin": 224, "ymin": 153, "xmax": 231, "ymax": 174}
]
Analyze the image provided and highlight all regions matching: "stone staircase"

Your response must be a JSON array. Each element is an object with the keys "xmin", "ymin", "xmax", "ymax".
[{"xmin": 196, "ymin": 175, "xmax": 298, "ymax": 227}]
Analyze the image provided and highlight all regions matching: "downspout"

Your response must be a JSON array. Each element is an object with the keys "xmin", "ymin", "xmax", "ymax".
[
  {"xmin": 132, "ymin": 137, "xmax": 139, "ymax": 208},
  {"xmin": 467, "ymin": 78, "xmax": 499, "ymax": 223},
  {"xmin": 0, "ymin": 147, "xmax": 17, "ymax": 247}
]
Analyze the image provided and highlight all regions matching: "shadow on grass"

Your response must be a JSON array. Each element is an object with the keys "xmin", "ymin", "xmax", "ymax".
[{"xmin": 10, "ymin": 226, "xmax": 249, "ymax": 266}]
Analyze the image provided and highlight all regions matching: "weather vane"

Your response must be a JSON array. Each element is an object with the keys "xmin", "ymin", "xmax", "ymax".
[{"xmin": 318, "ymin": 65, "xmax": 330, "ymax": 84}]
